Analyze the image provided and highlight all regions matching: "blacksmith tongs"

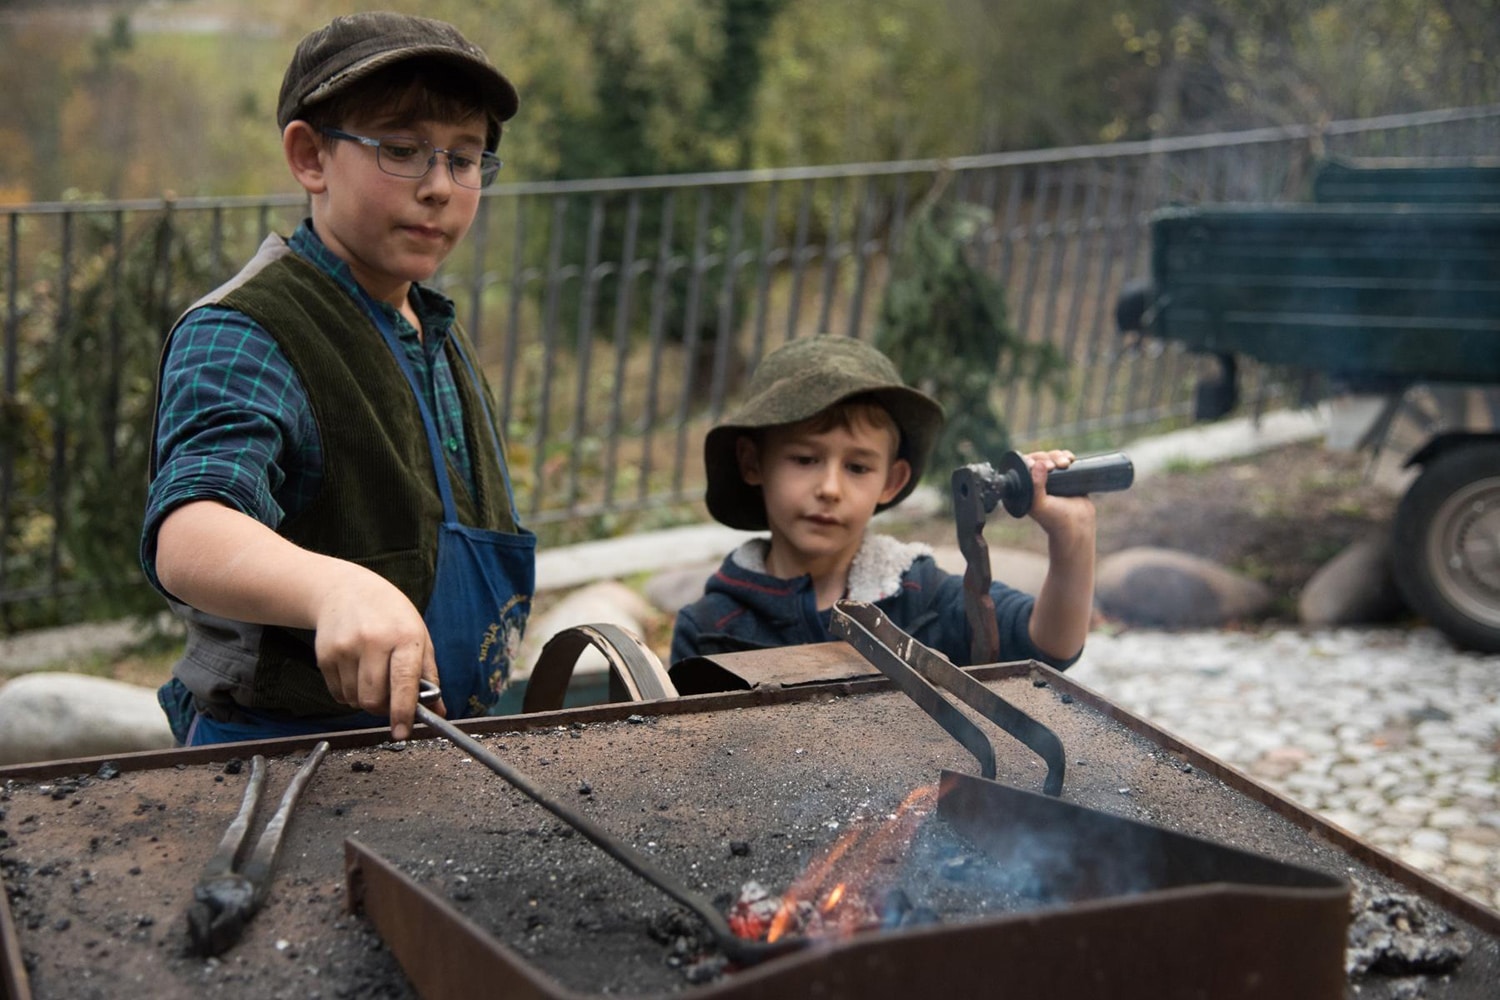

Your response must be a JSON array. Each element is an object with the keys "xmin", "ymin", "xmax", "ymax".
[
  {"xmin": 186, "ymin": 740, "xmax": 330, "ymax": 957},
  {"xmin": 830, "ymin": 600, "xmax": 1066, "ymax": 796}
]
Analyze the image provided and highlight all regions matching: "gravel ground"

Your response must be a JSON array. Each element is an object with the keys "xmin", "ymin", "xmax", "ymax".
[{"xmin": 1068, "ymin": 623, "xmax": 1500, "ymax": 913}]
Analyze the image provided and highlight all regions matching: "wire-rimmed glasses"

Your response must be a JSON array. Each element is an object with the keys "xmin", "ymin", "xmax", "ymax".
[{"xmin": 320, "ymin": 127, "xmax": 502, "ymax": 189}]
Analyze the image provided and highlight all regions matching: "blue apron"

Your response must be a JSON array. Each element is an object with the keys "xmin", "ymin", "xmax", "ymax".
[{"xmin": 186, "ymin": 302, "xmax": 535, "ymax": 745}]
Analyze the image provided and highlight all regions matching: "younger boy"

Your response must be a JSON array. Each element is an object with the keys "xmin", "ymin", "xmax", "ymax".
[
  {"xmin": 670, "ymin": 335, "xmax": 1095, "ymax": 668},
  {"xmin": 142, "ymin": 13, "xmax": 533, "ymax": 745}
]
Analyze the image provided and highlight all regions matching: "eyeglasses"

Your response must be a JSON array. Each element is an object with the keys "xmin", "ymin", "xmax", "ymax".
[{"xmin": 319, "ymin": 127, "xmax": 503, "ymax": 189}]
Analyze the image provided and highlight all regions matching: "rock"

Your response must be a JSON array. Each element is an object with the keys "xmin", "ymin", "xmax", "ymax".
[
  {"xmin": 929, "ymin": 545, "xmax": 1052, "ymax": 597},
  {"xmin": 517, "ymin": 581, "xmax": 659, "ymax": 679},
  {"xmin": 642, "ymin": 562, "xmax": 717, "ymax": 615},
  {"xmin": 0, "ymin": 673, "xmax": 176, "ymax": 765},
  {"xmin": 1095, "ymin": 546, "xmax": 1272, "ymax": 627},
  {"xmin": 1297, "ymin": 534, "xmax": 1407, "ymax": 627}
]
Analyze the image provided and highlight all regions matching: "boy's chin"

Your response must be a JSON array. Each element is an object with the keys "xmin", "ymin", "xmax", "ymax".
[
  {"xmin": 390, "ymin": 257, "xmax": 447, "ymax": 285},
  {"xmin": 776, "ymin": 530, "xmax": 859, "ymax": 563}
]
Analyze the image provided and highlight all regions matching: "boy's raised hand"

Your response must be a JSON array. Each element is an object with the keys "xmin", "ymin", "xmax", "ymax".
[
  {"xmin": 1014, "ymin": 449, "xmax": 1098, "ymax": 659},
  {"xmin": 1018, "ymin": 450, "xmax": 1098, "ymax": 663},
  {"xmin": 1020, "ymin": 449, "xmax": 1097, "ymax": 539}
]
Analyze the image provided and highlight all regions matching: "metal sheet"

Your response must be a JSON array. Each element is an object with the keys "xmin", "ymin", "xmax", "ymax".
[{"xmin": 669, "ymin": 642, "xmax": 877, "ymax": 694}]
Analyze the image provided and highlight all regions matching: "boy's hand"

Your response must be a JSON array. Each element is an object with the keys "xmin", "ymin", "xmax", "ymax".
[
  {"xmin": 1022, "ymin": 450, "xmax": 1095, "ymax": 532},
  {"xmin": 311, "ymin": 563, "xmax": 445, "ymax": 741}
]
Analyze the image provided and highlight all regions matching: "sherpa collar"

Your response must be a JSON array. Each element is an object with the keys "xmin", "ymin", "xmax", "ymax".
[{"xmin": 729, "ymin": 533, "xmax": 933, "ymax": 603}]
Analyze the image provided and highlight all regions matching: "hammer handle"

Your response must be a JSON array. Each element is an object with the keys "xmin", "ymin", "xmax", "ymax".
[{"xmin": 1043, "ymin": 451, "xmax": 1135, "ymax": 497}]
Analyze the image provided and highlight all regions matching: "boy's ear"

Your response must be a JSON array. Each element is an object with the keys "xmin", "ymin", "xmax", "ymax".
[
  {"xmin": 283, "ymin": 121, "xmax": 329, "ymax": 196},
  {"xmin": 879, "ymin": 457, "xmax": 912, "ymax": 504},
  {"xmin": 735, "ymin": 435, "xmax": 763, "ymax": 486}
]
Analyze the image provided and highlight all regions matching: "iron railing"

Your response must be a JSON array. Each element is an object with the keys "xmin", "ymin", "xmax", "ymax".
[{"xmin": 3, "ymin": 104, "xmax": 1499, "ymax": 628}]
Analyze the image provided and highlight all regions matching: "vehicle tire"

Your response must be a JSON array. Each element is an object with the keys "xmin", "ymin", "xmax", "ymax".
[{"xmin": 1391, "ymin": 441, "xmax": 1500, "ymax": 653}]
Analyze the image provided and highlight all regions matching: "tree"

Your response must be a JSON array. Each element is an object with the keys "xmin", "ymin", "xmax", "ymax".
[
  {"xmin": 875, "ymin": 182, "xmax": 1066, "ymax": 484},
  {"xmin": 1109, "ymin": 0, "xmax": 1500, "ymax": 138},
  {"xmin": 515, "ymin": 0, "xmax": 789, "ymax": 350}
]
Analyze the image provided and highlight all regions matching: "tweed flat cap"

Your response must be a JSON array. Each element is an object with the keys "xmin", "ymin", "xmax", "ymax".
[{"xmin": 277, "ymin": 12, "xmax": 518, "ymax": 149}]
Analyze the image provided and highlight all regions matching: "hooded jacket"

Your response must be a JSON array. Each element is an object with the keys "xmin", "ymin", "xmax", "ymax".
[{"xmin": 669, "ymin": 533, "xmax": 1079, "ymax": 670}]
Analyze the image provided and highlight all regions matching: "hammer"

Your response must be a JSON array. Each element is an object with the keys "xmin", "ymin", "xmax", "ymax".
[
  {"xmin": 951, "ymin": 450, "xmax": 1133, "ymax": 664},
  {"xmin": 962, "ymin": 450, "xmax": 1135, "ymax": 518}
]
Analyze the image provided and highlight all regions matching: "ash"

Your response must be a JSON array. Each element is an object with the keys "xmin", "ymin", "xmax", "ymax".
[{"xmin": 1347, "ymin": 882, "xmax": 1473, "ymax": 979}]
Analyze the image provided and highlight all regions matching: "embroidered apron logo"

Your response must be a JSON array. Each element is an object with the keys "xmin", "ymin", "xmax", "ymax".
[{"xmin": 479, "ymin": 593, "xmax": 531, "ymax": 700}]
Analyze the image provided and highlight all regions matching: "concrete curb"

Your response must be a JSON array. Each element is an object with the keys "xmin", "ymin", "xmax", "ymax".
[
  {"xmin": 537, "ymin": 522, "xmax": 760, "ymax": 591},
  {"xmin": 1123, "ymin": 405, "xmax": 1330, "ymax": 479},
  {"xmin": 0, "ymin": 619, "xmax": 166, "ymax": 675}
]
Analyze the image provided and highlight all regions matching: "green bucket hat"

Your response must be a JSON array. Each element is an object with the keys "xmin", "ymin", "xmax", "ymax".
[{"xmin": 704, "ymin": 336, "xmax": 945, "ymax": 530}]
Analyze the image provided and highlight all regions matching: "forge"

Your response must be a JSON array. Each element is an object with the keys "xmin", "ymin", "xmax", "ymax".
[{"xmin": 2, "ymin": 639, "xmax": 1497, "ymax": 1000}]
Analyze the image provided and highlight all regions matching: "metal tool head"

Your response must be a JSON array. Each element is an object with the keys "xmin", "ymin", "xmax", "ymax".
[
  {"xmin": 993, "ymin": 450, "xmax": 1036, "ymax": 517},
  {"xmin": 418, "ymin": 678, "xmax": 442, "ymax": 706},
  {"xmin": 186, "ymin": 872, "xmax": 259, "ymax": 957}
]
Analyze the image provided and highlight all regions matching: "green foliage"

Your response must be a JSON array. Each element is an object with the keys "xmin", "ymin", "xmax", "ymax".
[
  {"xmin": 874, "ymin": 187, "xmax": 1067, "ymax": 484},
  {"xmin": 1109, "ymin": 0, "xmax": 1500, "ymax": 138},
  {"xmin": 3, "ymin": 1, "xmax": 1496, "ymax": 201},
  {"xmin": 4, "ymin": 205, "xmax": 220, "ymax": 629},
  {"xmin": 750, "ymin": 1, "xmax": 987, "ymax": 164},
  {"xmin": 515, "ymin": 1, "xmax": 786, "ymax": 349}
]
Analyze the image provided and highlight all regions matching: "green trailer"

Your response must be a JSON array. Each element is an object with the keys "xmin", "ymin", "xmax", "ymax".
[{"xmin": 1118, "ymin": 158, "xmax": 1500, "ymax": 652}]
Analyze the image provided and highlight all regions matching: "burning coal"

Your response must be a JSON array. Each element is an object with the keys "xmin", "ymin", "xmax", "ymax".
[{"xmin": 729, "ymin": 785, "xmax": 939, "ymax": 944}]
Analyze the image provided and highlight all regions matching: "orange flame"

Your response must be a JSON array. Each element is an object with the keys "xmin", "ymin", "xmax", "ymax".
[
  {"xmin": 765, "ymin": 898, "xmax": 797, "ymax": 943},
  {"xmin": 822, "ymin": 883, "xmax": 846, "ymax": 912},
  {"xmin": 742, "ymin": 783, "xmax": 938, "ymax": 945}
]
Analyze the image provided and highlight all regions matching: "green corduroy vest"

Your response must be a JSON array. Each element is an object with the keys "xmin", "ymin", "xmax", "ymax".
[{"xmin": 220, "ymin": 253, "xmax": 517, "ymax": 716}]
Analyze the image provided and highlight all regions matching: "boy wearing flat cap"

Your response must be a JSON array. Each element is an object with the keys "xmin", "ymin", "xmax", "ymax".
[
  {"xmin": 143, "ymin": 12, "xmax": 532, "ymax": 745},
  {"xmin": 670, "ymin": 335, "xmax": 1096, "ymax": 668}
]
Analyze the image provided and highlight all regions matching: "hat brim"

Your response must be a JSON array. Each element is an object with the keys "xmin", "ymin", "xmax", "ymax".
[
  {"xmin": 281, "ymin": 46, "xmax": 518, "ymax": 154},
  {"xmin": 303, "ymin": 45, "xmax": 519, "ymax": 123}
]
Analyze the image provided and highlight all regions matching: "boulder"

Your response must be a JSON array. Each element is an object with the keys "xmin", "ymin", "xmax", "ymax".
[
  {"xmin": 0, "ymin": 673, "xmax": 176, "ymax": 765},
  {"xmin": 642, "ymin": 562, "xmax": 718, "ymax": 615},
  {"xmin": 1095, "ymin": 546, "xmax": 1273, "ymax": 627},
  {"xmin": 1297, "ymin": 535, "xmax": 1407, "ymax": 627}
]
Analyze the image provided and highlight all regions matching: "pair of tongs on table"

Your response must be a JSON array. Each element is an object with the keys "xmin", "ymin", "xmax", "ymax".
[
  {"xmin": 829, "ymin": 600, "xmax": 1066, "ymax": 797},
  {"xmin": 186, "ymin": 741, "xmax": 330, "ymax": 957}
]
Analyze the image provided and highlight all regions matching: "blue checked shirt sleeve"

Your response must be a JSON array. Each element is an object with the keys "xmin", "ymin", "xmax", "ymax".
[{"xmin": 140, "ymin": 305, "xmax": 320, "ymax": 593}]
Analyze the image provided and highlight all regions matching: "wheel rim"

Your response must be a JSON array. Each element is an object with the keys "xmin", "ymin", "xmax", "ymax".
[{"xmin": 1424, "ymin": 475, "xmax": 1500, "ymax": 628}]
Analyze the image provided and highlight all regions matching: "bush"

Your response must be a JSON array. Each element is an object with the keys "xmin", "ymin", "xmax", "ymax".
[{"xmin": 875, "ymin": 187, "xmax": 1066, "ymax": 486}]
